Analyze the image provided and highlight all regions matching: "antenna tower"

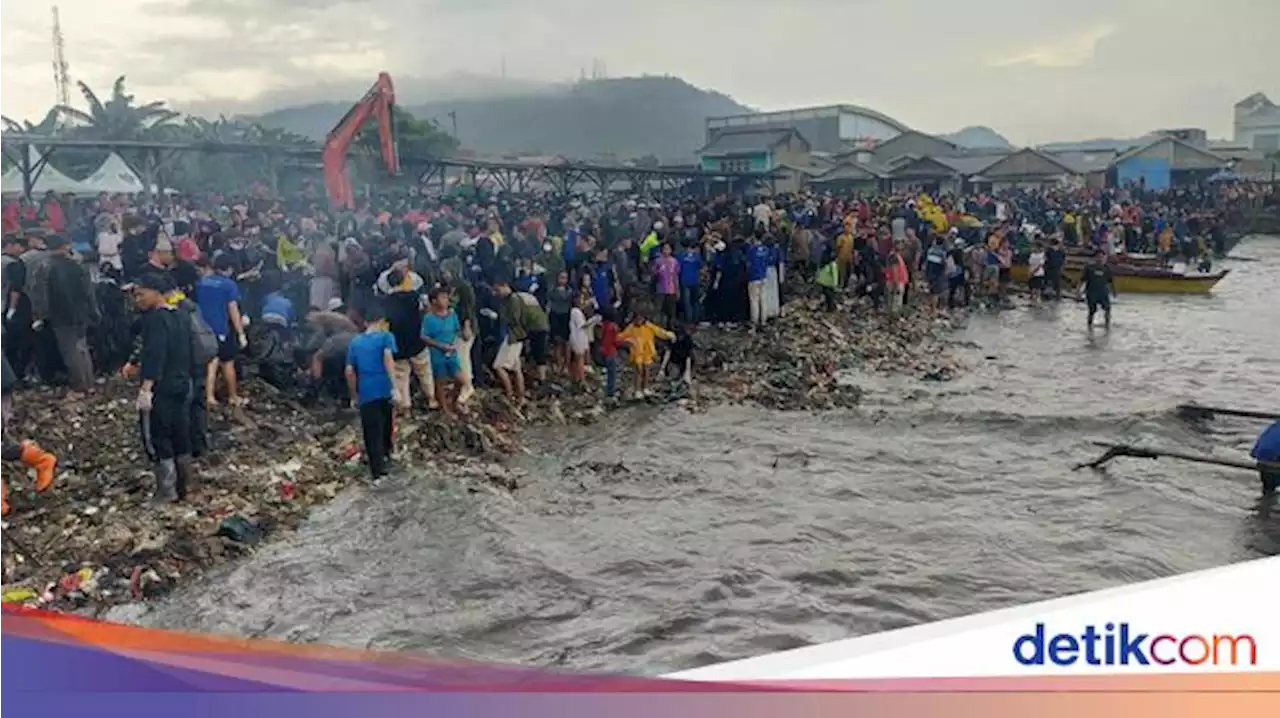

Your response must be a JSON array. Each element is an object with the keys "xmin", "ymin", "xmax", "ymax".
[{"xmin": 52, "ymin": 5, "xmax": 71, "ymax": 109}]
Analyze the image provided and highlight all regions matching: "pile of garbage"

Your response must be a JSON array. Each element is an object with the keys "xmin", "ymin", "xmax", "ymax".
[
  {"xmin": 1, "ymin": 295, "xmax": 962, "ymax": 613},
  {"xmin": 0, "ymin": 376, "xmax": 579, "ymax": 612},
  {"xmin": 694, "ymin": 293, "xmax": 962, "ymax": 410},
  {"xmin": 0, "ymin": 380, "xmax": 370, "ymax": 610}
]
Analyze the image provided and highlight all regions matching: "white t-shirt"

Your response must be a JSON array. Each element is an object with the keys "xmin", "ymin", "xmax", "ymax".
[
  {"xmin": 1029, "ymin": 251, "xmax": 1046, "ymax": 277},
  {"xmin": 97, "ymin": 231, "xmax": 123, "ymax": 270}
]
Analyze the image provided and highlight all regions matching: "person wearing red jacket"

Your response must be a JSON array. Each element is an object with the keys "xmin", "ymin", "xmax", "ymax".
[
  {"xmin": 41, "ymin": 192, "xmax": 65, "ymax": 233},
  {"xmin": 1, "ymin": 201, "xmax": 19, "ymax": 235}
]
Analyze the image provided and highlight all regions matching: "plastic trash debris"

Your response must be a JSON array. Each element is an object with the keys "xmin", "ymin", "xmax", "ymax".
[
  {"xmin": 1, "ymin": 587, "xmax": 38, "ymax": 604},
  {"xmin": 216, "ymin": 515, "xmax": 265, "ymax": 546}
]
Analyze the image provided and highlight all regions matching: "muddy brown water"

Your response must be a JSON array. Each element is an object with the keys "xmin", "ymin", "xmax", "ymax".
[{"xmin": 115, "ymin": 237, "xmax": 1280, "ymax": 674}]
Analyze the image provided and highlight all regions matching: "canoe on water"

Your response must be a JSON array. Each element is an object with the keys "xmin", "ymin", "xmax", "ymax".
[{"xmin": 1009, "ymin": 264, "xmax": 1230, "ymax": 295}]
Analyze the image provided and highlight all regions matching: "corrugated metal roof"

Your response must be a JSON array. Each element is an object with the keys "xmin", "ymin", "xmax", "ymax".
[
  {"xmin": 706, "ymin": 104, "xmax": 910, "ymax": 134},
  {"xmin": 813, "ymin": 160, "xmax": 885, "ymax": 182},
  {"xmin": 1048, "ymin": 150, "xmax": 1119, "ymax": 174},
  {"xmin": 933, "ymin": 154, "xmax": 1003, "ymax": 175},
  {"xmin": 700, "ymin": 128, "xmax": 801, "ymax": 155},
  {"xmin": 889, "ymin": 155, "xmax": 965, "ymax": 177},
  {"xmin": 1113, "ymin": 135, "xmax": 1227, "ymax": 167},
  {"xmin": 775, "ymin": 161, "xmax": 829, "ymax": 177}
]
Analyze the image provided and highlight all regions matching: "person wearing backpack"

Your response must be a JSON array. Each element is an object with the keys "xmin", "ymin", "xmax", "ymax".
[
  {"xmin": 123, "ymin": 275, "xmax": 217, "ymax": 460},
  {"xmin": 169, "ymin": 284, "xmax": 216, "ymax": 460},
  {"xmin": 131, "ymin": 272, "xmax": 195, "ymax": 505}
]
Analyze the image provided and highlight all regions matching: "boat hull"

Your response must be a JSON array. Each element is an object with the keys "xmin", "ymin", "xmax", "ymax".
[{"xmin": 1009, "ymin": 264, "xmax": 1229, "ymax": 295}]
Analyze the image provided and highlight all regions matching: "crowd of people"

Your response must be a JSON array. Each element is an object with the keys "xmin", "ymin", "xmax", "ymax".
[{"xmin": 1, "ymin": 178, "xmax": 1273, "ymax": 500}]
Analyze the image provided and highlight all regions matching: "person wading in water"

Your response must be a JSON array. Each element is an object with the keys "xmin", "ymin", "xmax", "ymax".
[{"xmin": 1078, "ymin": 248, "xmax": 1116, "ymax": 330}]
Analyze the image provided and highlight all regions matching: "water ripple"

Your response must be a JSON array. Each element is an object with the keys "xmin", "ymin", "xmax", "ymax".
[{"xmin": 121, "ymin": 238, "xmax": 1280, "ymax": 674}]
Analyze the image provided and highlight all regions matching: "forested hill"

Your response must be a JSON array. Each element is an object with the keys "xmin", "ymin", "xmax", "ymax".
[{"xmin": 251, "ymin": 76, "xmax": 751, "ymax": 163}]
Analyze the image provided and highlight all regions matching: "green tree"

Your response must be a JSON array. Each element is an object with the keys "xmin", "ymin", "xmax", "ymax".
[
  {"xmin": 349, "ymin": 106, "xmax": 456, "ymax": 192},
  {"xmin": 56, "ymin": 76, "xmax": 179, "ymax": 140},
  {"xmin": 2, "ymin": 108, "xmax": 60, "ymax": 135},
  {"xmin": 156, "ymin": 117, "xmax": 316, "ymax": 193},
  {"xmin": 356, "ymin": 106, "xmax": 457, "ymax": 164}
]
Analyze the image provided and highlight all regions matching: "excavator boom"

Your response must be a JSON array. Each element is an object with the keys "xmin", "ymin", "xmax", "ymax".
[{"xmin": 322, "ymin": 72, "xmax": 400, "ymax": 209}]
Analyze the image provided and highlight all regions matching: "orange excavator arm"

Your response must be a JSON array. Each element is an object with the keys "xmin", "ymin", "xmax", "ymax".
[{"xmin": 322, "ymin": 72, "xmax": 401, "ymax": 209}]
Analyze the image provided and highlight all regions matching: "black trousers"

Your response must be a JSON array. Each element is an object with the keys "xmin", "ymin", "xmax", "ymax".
[
  {"xmin": 5, "ymin": 322, "xmax": 32, "ymax": 383},
  {"xmin": 145, "ymin": 390, "xmax": 192, "ymax": 461},
  {"xmin": 821, "ymin": 286, "xmax": 837, "ymax": 312},
  {"xmin": 1262, "ymin": 469, "xmax": 1278, "ymax": 495},
  {"xmin": 34, "ymin": 324, "xmax": 64, "ymax": 385},
  {"xmin": 359, "ymin": 398, "xmax": 394, "ymax": 478},
  {"xmin": 189, "ymin": 373, "xmax": 208, "ymax": 458}
]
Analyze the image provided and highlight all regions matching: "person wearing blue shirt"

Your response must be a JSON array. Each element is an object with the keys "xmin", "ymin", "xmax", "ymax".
[
  {"xmin": 261, "ymin": 290, "xmax": 296, "ymax": 327},
  {"xmin": 195, "ymin": 254, "xmax": 246, "ymax": 408},
  {"xmin": 1252, "ymin": 420, "xmax": 1280, "ymax": 494},
  {"xmin": 345, "ymin": 308, "xmax": 400, "ymax": 480},
  {"xmin": 258, "ymin": 281, "xmax": 297, "ymax": 390},
  {"xmin": 676, "ymin": 242, "xmax": 704, "ymax": 323},
  {"xmin": 590, "ymin": 249, "xmax": 619, "ymax": 310},
  {"xmin": 769, "ymin": 239, "xmax": 787, "ymax": 308},
  {"xmin": 746, "ymin": 239, "xmax": 772, "ymax": 326},
  {"xmin": 420, "ymin": 285, "xmax": 465, "ymax": 414},
  {"xmin": 563, "ymin": 226, "xmax": 579, "ymax": 266}
]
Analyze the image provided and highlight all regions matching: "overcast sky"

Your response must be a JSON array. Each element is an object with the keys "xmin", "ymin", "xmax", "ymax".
[{"xmin": 2, "ymin": 0, "xmax": 1277, "ymax": 145}]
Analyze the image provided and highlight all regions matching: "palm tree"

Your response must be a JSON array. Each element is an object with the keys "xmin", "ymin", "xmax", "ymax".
[
  {"xmin": 2, "ymin": 109, "xmax": 61, "ymax": 135},
  {"xmin": 56, "ymin": 75, "xmax": 179, "ymax": 140},
  {"xmin": 245, "ymin": 123, "xmax": 315, "ymax": 147}
]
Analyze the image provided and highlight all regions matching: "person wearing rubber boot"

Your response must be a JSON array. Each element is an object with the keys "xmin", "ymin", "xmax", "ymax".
[
  {"xmin": 131, "ymin": 272, "xmax": 194, "ymax": 505},
  {"xmin": 0, "ymin": 440, "xmax": 58, "ymax": 516}
]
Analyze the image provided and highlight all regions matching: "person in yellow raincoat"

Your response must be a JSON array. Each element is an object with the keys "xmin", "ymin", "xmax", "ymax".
[
  {"xmin": 835, "ymin": 227, "xmax": 855, "ymax": 288},
  {"xmin": 1157, "ymin": 223, "xmax": 1174, "ymax": 262},
  {"xmin": 616, "ymin": 310, "xmax": 674, "ymax": 399}
]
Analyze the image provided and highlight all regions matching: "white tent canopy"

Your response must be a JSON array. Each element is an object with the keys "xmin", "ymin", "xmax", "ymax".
[
  {"xmin": 1, "ymin": 145, "xmax": 92, "ymax": 196},
  {"xmin": 79, "ymin": 152, "xmax": 148, "ymax": 194},
  {"xmin": 81, "ymin": 152, "xmax": 178, "ymax": 196}
]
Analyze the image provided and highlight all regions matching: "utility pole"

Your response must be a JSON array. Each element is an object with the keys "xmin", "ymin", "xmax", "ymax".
[
  {"xmin": 51, "ymin": 5, "xmax": 71, "ymax": 112},
  {"xmin": 448, "ymin": 111, "xmax": 458, "ymax": 140}
]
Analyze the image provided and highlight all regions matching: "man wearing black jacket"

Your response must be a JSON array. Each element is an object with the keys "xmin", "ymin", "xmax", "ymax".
[
  {"xmin": 1044, "ymin": 236, "xmax": 1067, "ymax": 301},
  {"xmin": 2, "ymin": 236, "xmax": 33, "ymax": 381},
  {"xmin": 45, "ymin": 235, "xmax": 97, "ymax": 393},
  {"xmin": 132, "ymin": 272, "xmax": 194, "ymax": 505},
  {"xmin": 376, "ymin": 259, "xmax": 436, "ymax": 412}
]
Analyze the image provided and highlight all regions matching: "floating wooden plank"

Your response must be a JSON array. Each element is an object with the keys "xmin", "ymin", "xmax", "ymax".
[
  {"xmin": 1176, "ymin": 404, "xmax": 1280, "ymax": 422},
  {"xmin": 1075, "ymin": 442, "xmax": 1280, "ymax": 493},
  {"xmin": 1075, "ymin": 441, "xmax": 1265, "ymax": 472}
]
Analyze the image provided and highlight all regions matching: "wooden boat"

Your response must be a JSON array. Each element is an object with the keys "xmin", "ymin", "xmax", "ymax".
[
  {"xmin": 1060, "ymin": 252, "xmax": 1164, "ymax": 272},
  {"xmin": 1009, "ymin": 263, "xmax": 1230, "ymax": 294}
]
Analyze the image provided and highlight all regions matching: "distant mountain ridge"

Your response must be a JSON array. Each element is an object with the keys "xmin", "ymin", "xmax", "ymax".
[
  {"xmin": 251, "ymin": 76, "xmax": 750, "ymax": 163},
  {"xmin": 940, "ymin": 125, "xmax": 1014, "ymax": 150},
  {"xmin": 243, "ymin": 74, "xmax": 1197, "ymax": 162}
]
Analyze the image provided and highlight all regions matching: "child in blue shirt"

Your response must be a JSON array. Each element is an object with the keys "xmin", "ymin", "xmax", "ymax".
[
  {"xmin": 420, "ymin": 285, "xmax": 465, "ymax": 414},
  {"xmin": 346, "ymin": 307, "xmax": 400, "ymax": 479}
]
